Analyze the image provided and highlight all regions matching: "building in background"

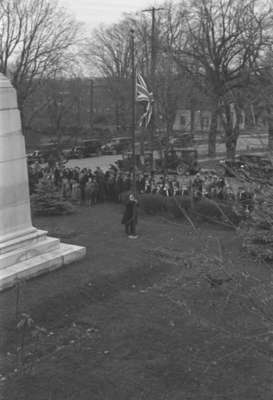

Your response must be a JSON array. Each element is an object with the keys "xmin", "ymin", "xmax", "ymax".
[{"xmin": 173, "ymin": 107, "xmax": 245, "ymax": 134}]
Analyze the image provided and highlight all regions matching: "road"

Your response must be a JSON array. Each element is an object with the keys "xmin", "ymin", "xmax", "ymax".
[
  {"xmin": 197, "ymin": 134, "xmax": 267, "ymax": 155},
  {"xmin": 56, "ymin": 133, "xmax": 268, "ymax": 173},
  {"xmin": 66, "ymin": 154, "xmax": 122, "ymax": 171}
]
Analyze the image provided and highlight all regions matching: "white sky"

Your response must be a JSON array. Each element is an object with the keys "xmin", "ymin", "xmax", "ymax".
[{"xmin": 60, "ymin": 0, "xmax": 160, "ymax": 31}]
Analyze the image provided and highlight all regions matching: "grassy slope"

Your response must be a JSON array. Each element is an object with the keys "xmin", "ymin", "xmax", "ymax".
[{"xmin": 0, "ymin": 203, "xmax": 272, "ymax": 399}]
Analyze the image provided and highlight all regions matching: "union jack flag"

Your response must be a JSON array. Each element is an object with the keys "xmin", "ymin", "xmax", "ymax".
[{"xmin": 136, "ymin": 72, "xmax": 154, "ymax": 128}]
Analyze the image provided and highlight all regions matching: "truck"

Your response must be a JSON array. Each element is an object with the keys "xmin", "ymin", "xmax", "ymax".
[
  {"xmin": 163, "ymin": 146, "xmax": 198, "ymax": 175},
  {"xmin": 80, "ymin": 139, "xmax": 102, "ymax": 157}
]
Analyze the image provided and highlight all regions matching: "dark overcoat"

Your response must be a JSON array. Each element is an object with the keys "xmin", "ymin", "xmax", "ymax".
[{"xmin": 121, "ymin": 200, "xmax": 138, "ymax": 225}]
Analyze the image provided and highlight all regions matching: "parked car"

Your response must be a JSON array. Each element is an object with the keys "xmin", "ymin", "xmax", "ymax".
[
  {"xmin": 27, "ymin": 144, "xmax": 62, "ymax": 165},
  {"xmin": 63, "ymin": 146, "xmax": 84, "ymax": 159},
  {"xmin": 168, "ymin": 133, "xmax": 195, "ymax": 147},
  {"xmin": 101, "ymin": 137, "xmax": 131, "ymax": 155},
  {"xmin": 62, "ymin": 148, "xmax": 74, "ymax": 159},
  {"xmin": 118, "ymin": 147, "xmax": 198, "ymax": 175},
  {"xmin": 117, "ymin": 151, "xmax": 154, "ymax": 171},
  {"xmin": 218, "ymin": 158, "xmax": 244, "ymax": 177},
  {"xmin": 27, "ymin": 150, "xmax": 43, "ymax": 164},
  {"xmin": 162, "ymin": 147, "xmax": 199, "ymax": 175},
  {"xmin": 101, "ymin": 143, "xmax": 114, "ymax": 155},
  {"xmin": 81, "ymin": 139, "xmax": 102, "ymax": 157},
  {"xmin": 238, "ymin": 154, "xmax": 273, "ymax": 170},
  {"xmin": 219, "ymin": 153, "xmax": 273, "ymax": 179}
]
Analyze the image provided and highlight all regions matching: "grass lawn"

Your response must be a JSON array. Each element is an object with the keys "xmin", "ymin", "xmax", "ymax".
[{"xmin": 0, "ymin": 203, "xmax": 273, "ymax": 399}]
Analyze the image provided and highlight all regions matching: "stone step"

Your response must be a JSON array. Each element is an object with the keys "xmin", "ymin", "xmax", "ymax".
[
  {"xmin": 0, "ymin": 229, "xmax": 48, "ymax": 255},
  {"xmin": 0, "ymin": 242, "xmax": 86, "ymax": 291},
  {"xmin": 0, "ymin": 236, "xmax": 60, "ymax": 270}
]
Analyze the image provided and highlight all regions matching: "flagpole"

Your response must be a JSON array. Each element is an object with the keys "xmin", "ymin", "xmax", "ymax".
[{"xmin": 130, "ymin": 29, "xmax": 136, "ymax": 194}]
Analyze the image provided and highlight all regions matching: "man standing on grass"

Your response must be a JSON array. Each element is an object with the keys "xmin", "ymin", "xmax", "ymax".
[{"xmin": 121, "ymin": 193, "xmax": 139, "ymax": 239}]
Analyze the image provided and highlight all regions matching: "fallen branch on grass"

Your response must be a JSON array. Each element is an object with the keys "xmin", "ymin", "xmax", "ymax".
[
  {"xmin": 204, "ymin": 198, "xmax": 238, "ymax": 230},
  {"xmin": 203, "ymin": 342, "xmax": 257, "ymax": 374},
  {"xmin": 190, "ymin": 209, "xmax": 237, "ymax": 229},
  {"xmin": 172, "ymin": 196, "xmax": 198, "ymax": 233}
]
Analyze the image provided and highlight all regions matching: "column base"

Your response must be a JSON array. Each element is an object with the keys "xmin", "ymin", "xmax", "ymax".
[{"xmin": 0, "ymin": 230, "xmax": 86, "ymax": 291}]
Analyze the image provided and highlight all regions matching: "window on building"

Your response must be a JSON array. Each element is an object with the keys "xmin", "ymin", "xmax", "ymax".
[
  {"xmin": 202, "ymin": 117, "xmax": 210, "ymax": 129},
  {"xmin": 180, "ymin": 115, "xmax": 186, "ymax": 126}
]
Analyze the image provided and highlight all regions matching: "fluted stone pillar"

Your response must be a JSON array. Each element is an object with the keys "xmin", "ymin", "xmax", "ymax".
[
  {"xmin": 0, "ymin": 73, "xmax": 35, "ymax": 243},
  {"xmin": 0, "ymin": 73, "xmax": 86, "ymax": 290}
]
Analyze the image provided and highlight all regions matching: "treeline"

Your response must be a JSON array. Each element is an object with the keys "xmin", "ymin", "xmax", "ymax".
[{"xmin": 2, "ymin": 0, "xmax": 273, "ymax": 156}]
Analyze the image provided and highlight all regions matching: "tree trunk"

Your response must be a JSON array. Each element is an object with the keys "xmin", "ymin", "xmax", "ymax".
[
  {"xmin": 166, "ymin": 117, "xmax": 173, "ymax": 142},
  {"xmin": 221, "ymin": 102, "xmax": 239, "ymax": 160},
  {"xmin": 190, "ymin": 105, "xmax": 195, "ymax": 135},
  {"xmin": 268, "ymin": 115, "xmax": 273, "ymax": 151},
  {"xmin": 208, "ymin": 109, "xmax": 217, "ymax": 157},
  {"xmin": 20, "ymin": 108, "xmax": 26, "ymax": 137},
  {"xmin": 225, "ymin": 126, "xmax": 238, "ymax": 159},
  {"xmin": 115, "ymin": 103, "xmax": 120, "ymax": 132}
]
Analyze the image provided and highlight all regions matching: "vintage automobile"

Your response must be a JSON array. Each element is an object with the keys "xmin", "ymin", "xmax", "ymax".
[
  {"xmin": 27, "ymin": 144, "xmax": 60, "ymax": 164},
  {"xmin": 162, "ymin": 147, "xmax": 199, "ymax": 175},
  {"xmin": 116, "ymin": 151, "xmax": 154, "ymax": 171},
  {"xmin": 101, "ymin": 137, "xmax": 131, "ymax": 155},
  {"xmin": 117, "ymin": 146, "xmax": 198, "ymax": 175},
  {"xmin": 27, "ymin": 150, "xmax": 43, "ymax": 164},
  {"xmin": 81, "ymin": 139, "xmax": 102, "ymax": 157},
  {"xmin": 64, "ymin": 146, "xmax": 85, "ymax": 159},
  {"xmin": 218, "ymin": 158, "xmax": 244, "ymax": 178},
  {"xmin": 219, "ymin": 153, "xmax": 273, "ymax": 179},
  {"xmin": 168, "ymin": 133, "xmax": 195, "ymax": 148}
]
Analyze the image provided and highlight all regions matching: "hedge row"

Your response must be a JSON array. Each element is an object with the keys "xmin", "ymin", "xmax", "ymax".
[{"xmin": 126, "ymin": 193, "xmax": 241, "ymax": 227}]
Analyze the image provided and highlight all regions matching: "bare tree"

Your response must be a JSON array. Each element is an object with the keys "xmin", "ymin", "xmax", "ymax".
[
  {"xmin": 85, "ymin": 6, "xmax": 189, "ymax": 139},
  {"xmin": 172, "ymin": 0, "xmax": 273, "ymax": 158},
  {"xmin": 0, "ymin": 0, "xmax": 81, "ymax": 130},
  {"xmin": 245, "ymin": 49, "xmax": 273, "ymax": 151},
  {"xmin": 157, "ymin": 2, "xmax": 198, "ymax": 139},
  {"xmin": 23, "ymin": 74, "xmax": 91, "ymax": 147},
  {"xmin": 84, "ymin": 20, "xmax": 133, "ymax": 131}
]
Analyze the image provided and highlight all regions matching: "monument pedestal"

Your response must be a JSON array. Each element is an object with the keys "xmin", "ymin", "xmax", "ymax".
[
  {"xmin": 0, "ymin": 229, "xmax": 86, "ymax": 291},
  {"xmin": 0, "ymin": 73, "xmax": 86, "ymax": 291}
]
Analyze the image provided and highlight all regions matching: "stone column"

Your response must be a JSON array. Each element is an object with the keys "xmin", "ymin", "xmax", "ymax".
[
  {"xmin": 0, "ymin": 73, "xmax": 86, "ymax": 291},
  {"xmin": 0, "ymin": 73, "xmax": 36, "ymax": 243}
]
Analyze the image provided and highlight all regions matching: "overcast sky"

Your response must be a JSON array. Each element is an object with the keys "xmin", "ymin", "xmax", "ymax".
[{"xmin": 60, "ymin": 0, "xmax": 159, "ymax": 31}]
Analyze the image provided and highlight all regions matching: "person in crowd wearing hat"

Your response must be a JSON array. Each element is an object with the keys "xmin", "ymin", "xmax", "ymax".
[{"xmin": 192, "ymin": 172, "xmax": 203, "ymax": 200}]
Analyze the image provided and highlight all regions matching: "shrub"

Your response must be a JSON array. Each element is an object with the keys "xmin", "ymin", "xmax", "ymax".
[
  {"xmin": 137, "ymin": 193, "xmax": 239, "ymax": 227},
  {"xmin": 194, "ymin": 198, "xmax": 224, "ymax": 219},
  {"xmin": 192, "ymin": 198, "xmax": 239, "ymax": 225},
  {"xmin": 238, "ymin": 187, "xmax": 273, "ymax": 261},
  {"xmin": 30, "ymin": 179, "xmax": 75, "ymax": 216},
  {"xmin": 165, "ymin": 196, "xmax": 192, "ymax": 218},
  {"xmin": 139, "ymin": 193, "xmax": 167, "ymax": 215}
]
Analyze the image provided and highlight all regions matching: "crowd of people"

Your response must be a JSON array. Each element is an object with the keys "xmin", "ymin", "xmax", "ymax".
[{"xmin": 28, "ymin": 160, "xmax": 255, "ymax": 211}]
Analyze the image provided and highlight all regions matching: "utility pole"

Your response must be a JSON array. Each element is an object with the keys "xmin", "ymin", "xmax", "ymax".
[
  {"xmin": 142, "ymin": 7, "xmax": 164, "ymax": 168},
  {"xmin": 89, "ymin": 79, "xmax": 94, "ymax": 136},
  {"xmin": 130, "ymin": 29, "xmax": 136, "ymax": 194},
  {"xmin": 0, "ymin": 34, "xmax": 3, "ymax": 73}
]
